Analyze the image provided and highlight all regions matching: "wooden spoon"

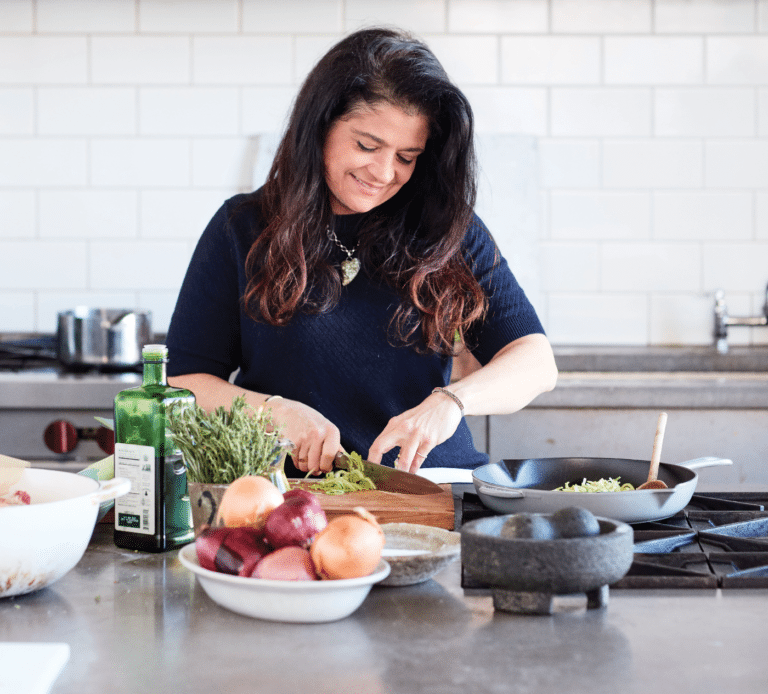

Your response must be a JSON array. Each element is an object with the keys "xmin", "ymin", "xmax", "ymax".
[{"xmin": 638, "ymin": 412, "xmax": 668, "ymax": 490}]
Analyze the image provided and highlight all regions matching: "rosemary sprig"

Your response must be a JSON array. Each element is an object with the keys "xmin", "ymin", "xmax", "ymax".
[{"xmin": 167, "ymin": 395, "xmax": 286, "ymax": 484}]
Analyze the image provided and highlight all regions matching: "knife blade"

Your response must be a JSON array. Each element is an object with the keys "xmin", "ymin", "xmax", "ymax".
[{"xmin": 333, "ymin": 452, "xmax": 445, "ymax": 496}]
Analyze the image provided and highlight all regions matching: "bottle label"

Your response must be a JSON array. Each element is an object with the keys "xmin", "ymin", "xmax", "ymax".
[{"xmin": 114, "ymin": 442, "xmax": 156, "ymax": 535}]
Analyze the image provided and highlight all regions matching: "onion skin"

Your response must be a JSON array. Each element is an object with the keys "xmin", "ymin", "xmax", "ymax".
[
  {"xmin": 263, "ymin": 488, "xmax": 327, "ymax": 549},
  {"xmin": 250, "ymin": 546, "xmax": 317, "ymax": 581},
  {"xmin": 195, "ymin": 526, "xmax": 270, "ymax": 575},
  {"xmin": 216, "ymin": 475, "xmax": 284, "ymax": 529},
  {"xmin": 310, "ymin": 507, "xmax": 384, "ymax": 580}
]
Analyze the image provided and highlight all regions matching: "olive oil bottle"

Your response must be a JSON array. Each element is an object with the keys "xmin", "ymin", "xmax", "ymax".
[{"xmin": 113, "ymin": 344, "xmax": 195, "ymax": 552}]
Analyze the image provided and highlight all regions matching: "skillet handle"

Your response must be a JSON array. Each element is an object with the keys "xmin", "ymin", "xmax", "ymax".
[
  {"xmin": 476, "ymin": 485, "xmax": 525, "ymax": 499},
  {"xmin": 676, "ymin": 457, "xmax": 733, "ymax": 470}
]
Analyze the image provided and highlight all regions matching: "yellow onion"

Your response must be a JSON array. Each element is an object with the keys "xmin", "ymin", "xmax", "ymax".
[
  {"xmin": 310, "ymin": 507, "xmax": 384, "ymax": 580},
  {"xmin": 216, "ymin": 475, "xmax": 284, "ymax": 529}
]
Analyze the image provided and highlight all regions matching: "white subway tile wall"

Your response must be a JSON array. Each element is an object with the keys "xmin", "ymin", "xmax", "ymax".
[{"xmin": 0, "ymin": 0, "xmax": 766, "ymax": 347}]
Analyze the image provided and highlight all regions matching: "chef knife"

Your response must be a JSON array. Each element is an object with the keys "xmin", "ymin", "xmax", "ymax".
[{"xmin": 333, "ymin": 452, "xmax": 445, "ymax": 495}]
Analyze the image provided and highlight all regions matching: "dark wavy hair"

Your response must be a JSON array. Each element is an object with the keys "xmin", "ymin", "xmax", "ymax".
[{"xmin": 244, "ymin": 27, "xmax": 488, "ymax": 355}]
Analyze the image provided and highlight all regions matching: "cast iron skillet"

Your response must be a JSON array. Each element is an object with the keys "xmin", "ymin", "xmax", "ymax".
[{"xmin": 472, "ymin": 456, "xmax": 732, "ymax": 524}]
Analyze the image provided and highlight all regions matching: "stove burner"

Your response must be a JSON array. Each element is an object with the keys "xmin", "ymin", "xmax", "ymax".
[
  {"xmin": 0, "ymin": 335, "xmax": 141, "ymax": 374},
  {"xmin": 0, "ymin": 335, "xmax": 58, "ymax": 371},
  {"xmin": 459, "ymin": 492, "xmax": 768, "ymax": 590}
]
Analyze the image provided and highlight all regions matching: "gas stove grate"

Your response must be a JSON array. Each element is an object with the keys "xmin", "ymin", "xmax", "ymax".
[
  {"xmin": 459, "ymin": 492, "xmax": 768, "ymax": 590},
  {"xmin": 0, "ymin": 336, "xmax": 58, "ymax": 371}
]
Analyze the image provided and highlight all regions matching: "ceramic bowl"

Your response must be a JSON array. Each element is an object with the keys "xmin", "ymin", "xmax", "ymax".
[
  {"xmin": 76, "ymin": 455, "xmax": 116, "ymax": 521},
  {"xmin": 379, "ymin": 523, "xmax": 461, "ymax": 586},
  {"xmin": 178, "ymin": 544, "xmax": 390, "ymax": 623},
  {"xmin": 0, "ymin": 469, "xmax": 130, "ymax": 598},
  {"xmin": 187, "ymin": 481, "xmax": 229, "ymax": 535}
]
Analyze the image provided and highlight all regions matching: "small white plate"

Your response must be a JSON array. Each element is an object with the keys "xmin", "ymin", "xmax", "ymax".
[
  {"xmin": 178, "ymin": 544, "xmax": 390, "ymax": 623},
  {"xmin": 379, "ymin": 523, "xmax": 461, "ymax": 586},
  {"xmin": 0, "ymin": 643, "xmax": 70, "ymax": 694}
]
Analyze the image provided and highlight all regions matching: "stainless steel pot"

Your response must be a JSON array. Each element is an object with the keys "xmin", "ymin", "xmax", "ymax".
[
  {"xmin": 0, "ymin": 468, "xmax": 129, "ymax": 597},
  {"xmin": 57, "ymin": 307, "xmax": 152, "ymax": 368},
  {"xmin": 472, "ymin": 456, "xmax": 732, "ymax": 524}
]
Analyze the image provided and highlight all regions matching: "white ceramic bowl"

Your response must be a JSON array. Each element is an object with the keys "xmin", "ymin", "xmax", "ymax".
[
  {"xmin": 1, "ymin": 468, "xmax": 130, "ymax": 598},
  {"xmin": 379, "ymin": 523, "xmax": 461, "ymax": 586},
  {"xmin": 178, "ymin": 544, "xmax": 390, "ymax": 623}
]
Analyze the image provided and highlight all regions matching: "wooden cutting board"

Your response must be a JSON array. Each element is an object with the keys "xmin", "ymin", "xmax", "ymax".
[{"xmin": 291, "ymin": 480, "xmax": 455, "ymax": 530}]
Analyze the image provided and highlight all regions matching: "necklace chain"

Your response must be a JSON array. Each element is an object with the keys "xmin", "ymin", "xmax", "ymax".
[{"xmin": 326, "ymin": 226, "xmax": 358, "ymax": 259}]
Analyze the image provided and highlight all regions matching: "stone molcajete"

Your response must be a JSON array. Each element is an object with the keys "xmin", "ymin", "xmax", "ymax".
[{"xmin": 461, "ymin": 507, "xmax": 633, "ymax": 615}]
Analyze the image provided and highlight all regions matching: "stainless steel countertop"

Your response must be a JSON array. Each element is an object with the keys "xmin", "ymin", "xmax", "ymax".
[
  {"xmin": 552, "ymin": 344, "xmax": 768, "ymax": 372},
  {"xmin": 2, "ymin": 523, "xmax": 766, "ymax": 694},
  {"xmin": 3, "ymin": 366, "xmax": 768, "ymax": 411},
  {"xmin": 2, "ymin": 345, "xmax": 767, "ymax": 410},
  {"xmin": 4, "ymin": 370, "xmax": 766, "ymax": 410},
  {"xmin": 0, "ymin": 369, "xmax": 140, "ymax": 409},
  {"xmin": 531, "ymin": 370, "xmax": 768, "ymax": 408},
  {"xmin": 539, "ymin": 345, "xmax": 768, "ymax": 408}
]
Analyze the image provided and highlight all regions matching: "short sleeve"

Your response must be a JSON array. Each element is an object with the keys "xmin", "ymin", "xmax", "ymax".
[
  {"xmin": 165, "ymin": 200, "xmax": 247, "ymax": 379},
  {"xmin": 462, "ymin": 215, "xmax": 545, "ymax": 366}
]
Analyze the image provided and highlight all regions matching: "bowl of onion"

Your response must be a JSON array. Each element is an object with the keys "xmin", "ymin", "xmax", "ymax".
[
  {"xmin": 179, "ymin": 546, "xmax": 389, "ymax": 623},
  {"xmin": 178, "ymin": 475, "xmax": 391, "ymax": 622}
]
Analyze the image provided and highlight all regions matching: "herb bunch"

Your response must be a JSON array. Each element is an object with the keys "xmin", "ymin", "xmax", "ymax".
[
  {"xmin": 308, "ymin": 452, "xmax": 376, "ymax": 495},
  {"xmin": 167, "ymin": 395, "xmax": 285, "ymax": 484}
]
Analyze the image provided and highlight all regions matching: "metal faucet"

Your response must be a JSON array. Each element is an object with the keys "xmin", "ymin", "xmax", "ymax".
[{"xmin": 713, "ymin": 283, "xmax": 768, "ymax": 354}]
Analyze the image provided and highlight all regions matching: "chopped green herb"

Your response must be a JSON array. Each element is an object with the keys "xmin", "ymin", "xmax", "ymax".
[
  {"xmin": 555, "ymin": 477, "xmax": 635, "ymax": 492},
  {"xmin": 307, "ymin": 452, "xmax": 377, "ymax": 495}
]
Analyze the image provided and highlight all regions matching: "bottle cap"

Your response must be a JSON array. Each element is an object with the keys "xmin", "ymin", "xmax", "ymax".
[{"xmin": 142, "ymin": 344, "xmax": 168, "ymax": 362}]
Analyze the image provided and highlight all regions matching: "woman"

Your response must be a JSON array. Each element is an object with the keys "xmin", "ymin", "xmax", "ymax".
[{"xmin": 166, "ymin": 27, "xmax": 557, "ymax": 476}]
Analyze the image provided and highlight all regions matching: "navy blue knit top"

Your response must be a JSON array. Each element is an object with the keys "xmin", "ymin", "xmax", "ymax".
[{"xmin": 166, "ymin": 190, "xmax": 544, "ymax": 470}]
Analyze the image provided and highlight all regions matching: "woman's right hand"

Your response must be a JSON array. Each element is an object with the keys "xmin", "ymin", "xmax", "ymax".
[
  {"xmin": 167, "ymin": 374, "xmax": 342, "ymax": 475},
  {"xmin": 263, "ymin": 397, "xmax": 342, "ymax": 475}
]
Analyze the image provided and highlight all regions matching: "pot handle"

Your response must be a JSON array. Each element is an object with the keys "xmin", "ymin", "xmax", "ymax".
[
  {"xmin": 93, "ymin": 477, "xmax": 131, "ymax": 504},
  {"xmin": 108, "ymin": 311, "xmax": 132, "ymax": 327},
  {"xmin": 676, "ymin": 457, "xmax": 733, "ymax": 470},
  {"xmin": 476, "ymin": 485, "xmax": 525, "ymax": 499}
]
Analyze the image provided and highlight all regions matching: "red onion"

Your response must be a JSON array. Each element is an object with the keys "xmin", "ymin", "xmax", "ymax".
[
  {"xmin": 250, "ymin": 546, "xmax": 317, "ymax": 580},
  {"xmin": 263, "ymin": 488, "xmax": 327, "ymax": 549},
  {"xmin": 195, "ymin": 526, "xmax": 270, "ymax": 575}
]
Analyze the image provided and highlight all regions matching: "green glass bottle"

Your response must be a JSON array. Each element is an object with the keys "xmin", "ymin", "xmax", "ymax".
[{"xmin": 113, "ymin": 344, "xmax": 195, "ymax": 552}]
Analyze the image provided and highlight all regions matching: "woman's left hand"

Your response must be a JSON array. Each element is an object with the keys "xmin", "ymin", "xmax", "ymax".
[
  {"xmin": 366, "ymin": 391, "xmax": 463, "ymax": 473},
  {"xmin": 366, "ymin": 334, "xmax": 558, "ymax": 473}
]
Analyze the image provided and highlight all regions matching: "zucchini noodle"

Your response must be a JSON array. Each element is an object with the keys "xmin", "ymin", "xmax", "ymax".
[
  {"xmin": 555, "ymin": 477, "xmax": 635, "ymax": 493},
  {"xmin": 307, "ymin": 452, "xmax": 377, "ymax": 495}
]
